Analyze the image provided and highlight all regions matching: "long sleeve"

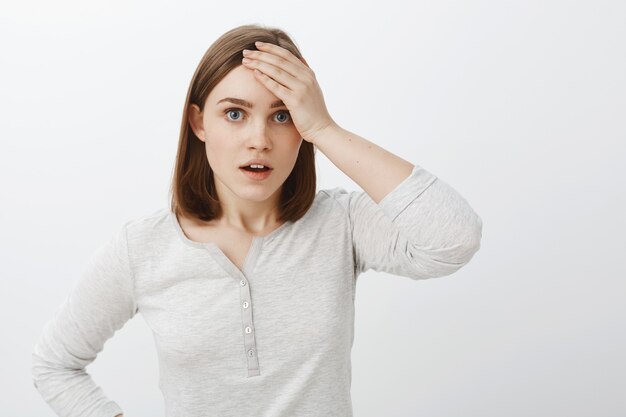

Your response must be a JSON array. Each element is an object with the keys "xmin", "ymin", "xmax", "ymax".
[
  {"xmin": 31, "ymin": 222, "xmax": 138, "ymax": 417},
  {"xmin": 323, "ymin": 164, "xmax": 483, "ymax": 279}
]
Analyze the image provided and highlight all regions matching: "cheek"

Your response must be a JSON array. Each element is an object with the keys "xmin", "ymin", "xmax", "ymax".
[
  {"xmin": 290, "ymin": 136, "xmax": 304, "ymax": 155},
  {"xmin": 204, "ymin": 139, "xmax": 233, "ymax": 171}
]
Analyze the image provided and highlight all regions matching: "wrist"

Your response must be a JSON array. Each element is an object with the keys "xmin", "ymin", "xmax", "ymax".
[{"xmin": 308, "ymin": 121, "xmax": 339, "ymax": 146}]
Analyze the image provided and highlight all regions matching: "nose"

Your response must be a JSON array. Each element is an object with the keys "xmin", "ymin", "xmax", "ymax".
[{"xmin": 245, "ymin": 122, "xmax": 272, "ymax": 151}]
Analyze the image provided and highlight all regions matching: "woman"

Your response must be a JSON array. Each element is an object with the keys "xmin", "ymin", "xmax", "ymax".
[{"xmin": 32, "ymin": 24, "xmax": 483, "ymax": 417}]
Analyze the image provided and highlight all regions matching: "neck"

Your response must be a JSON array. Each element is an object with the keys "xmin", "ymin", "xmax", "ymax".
[{"xmin": 216, "ymin": 185, "xmax": 282, "ymax": 235}]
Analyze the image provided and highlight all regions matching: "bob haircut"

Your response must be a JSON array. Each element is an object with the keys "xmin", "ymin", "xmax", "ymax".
[{"xmin": 169, "ymin": 24, "xmax": 317, "ymax": 224}]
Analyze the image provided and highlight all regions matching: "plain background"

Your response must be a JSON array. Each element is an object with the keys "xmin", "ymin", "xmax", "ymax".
[{"xmin": 2, "ymin": 0, "xmax": 624, "ymax": 416}]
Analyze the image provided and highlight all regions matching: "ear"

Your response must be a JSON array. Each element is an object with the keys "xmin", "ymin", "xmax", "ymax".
[{"xmin": 188, "ymin": 103, "xmax": 206, "ymax": 142}]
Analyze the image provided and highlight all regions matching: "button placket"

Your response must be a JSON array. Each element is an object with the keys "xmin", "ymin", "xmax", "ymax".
[
  {"xmin": 239, "ymin": 276, "xmax": 260, "ymax": 376},
  {"xmin": 204, "ymin": 236, "xmax": 266, "ymax": 378}
]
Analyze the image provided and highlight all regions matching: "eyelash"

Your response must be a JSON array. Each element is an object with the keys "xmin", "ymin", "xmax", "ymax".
[{"xmin": 223, "ymin": 107, "xmax": 292, "ymax": 124}]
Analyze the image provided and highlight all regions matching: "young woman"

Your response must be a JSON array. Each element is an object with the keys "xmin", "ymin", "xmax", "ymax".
[{"xmin": 32, "ymin": 24, "xmax": 483, "ymax": 417}]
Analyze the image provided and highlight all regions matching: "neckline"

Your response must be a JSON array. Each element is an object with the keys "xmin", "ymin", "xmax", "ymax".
[
  {"xmin": 168, "ymin": 209, "xmax": 292, "ymax": 279},
  {"xmin": 169, "ymin": 209, "xmax": 290, "ymax": 247}
]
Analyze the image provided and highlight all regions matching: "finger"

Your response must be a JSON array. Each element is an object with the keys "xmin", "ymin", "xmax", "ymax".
[
  {"xmin": 255, "ymin": 42, "xmax": 313, "ymax": 75},
  {"xmin": 243, "ymin": 48, "xmax": 303, "ymax": 80},
  {"xmin": 254, "ymin": 41, "xmax": 303, "ymax": 67},
  {"xmin": 251, "ymin": 68, "xmax": 293, "ymax": 100},
  {"xmin": 242, "ymin": 59, "xmax": 300, "ymax": 92}
]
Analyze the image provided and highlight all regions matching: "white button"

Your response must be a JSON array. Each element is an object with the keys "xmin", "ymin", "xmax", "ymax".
[
  {"xmin": 243, "ymin": 301, "xmax": 249, "ymax": 308},
  {"xmin": 240, "ymin": 279, "xmax": 246, "ymax": 286},
  {"xmin": 245, "ymin": 326, "xmax": 252, "ymax": 334},
  {"xmin": 248, "ymin": 349, "xmax": 255, "ymax": 357}
]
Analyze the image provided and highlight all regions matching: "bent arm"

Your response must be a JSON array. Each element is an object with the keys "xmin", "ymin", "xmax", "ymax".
[{"xmin": 31, "ymin": 223, "xmax": 138, "ymax": 417}]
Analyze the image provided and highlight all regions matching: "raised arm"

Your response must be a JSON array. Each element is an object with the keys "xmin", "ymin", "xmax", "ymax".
[{"xmin": 315, "ymin": 125, "xmax": 482, "ymax": 279}]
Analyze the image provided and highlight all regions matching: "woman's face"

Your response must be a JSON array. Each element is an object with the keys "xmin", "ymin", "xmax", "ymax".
[{"xmin": 188, "ymin": 64, "xmax": 303, "ymax": 203}]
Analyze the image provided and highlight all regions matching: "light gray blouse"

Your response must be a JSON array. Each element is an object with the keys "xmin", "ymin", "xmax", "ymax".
[{"xmin": 32, "ymin": 164, "xmax": 483, "ymax": 417}]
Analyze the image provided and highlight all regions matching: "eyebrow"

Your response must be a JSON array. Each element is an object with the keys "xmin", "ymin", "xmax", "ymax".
[{"xmin": 216, "ymin": 97, "xmax": 286, "ymax": 109}]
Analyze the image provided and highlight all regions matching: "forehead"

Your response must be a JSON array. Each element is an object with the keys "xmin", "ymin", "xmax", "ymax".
[{"xmin": 207, "ymin": 65, "xmax": 281, "ymax": 107}]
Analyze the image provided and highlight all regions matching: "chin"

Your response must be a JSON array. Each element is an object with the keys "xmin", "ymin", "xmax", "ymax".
[{"xmin": 237, "ymin": 185, "xmax": 279, "ymax": 200}]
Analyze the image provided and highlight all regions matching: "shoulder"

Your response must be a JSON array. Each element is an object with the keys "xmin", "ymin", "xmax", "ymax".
[
  {"xmin": 122, "ymin": 207, "xmax": 173, "ymax": 243},
  {"xmin": 316, "ymin": 185, "xmax": 370, "ymax": 217},
  {"xmin": 308, "ymin": 187, "xmax": 360, "ymax": 223},
  {"xmin": 317, "ymin": 186, "xmax": 356, "ymax": 207}
]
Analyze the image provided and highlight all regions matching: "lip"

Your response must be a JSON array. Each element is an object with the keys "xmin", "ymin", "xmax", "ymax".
[
  {"xmin": 239, "ymin": 167, "xmax": 273, "ymax": 181},
  {"xmin": 239, "ymin": 158, "xmax": 273, "ymax": 169}
]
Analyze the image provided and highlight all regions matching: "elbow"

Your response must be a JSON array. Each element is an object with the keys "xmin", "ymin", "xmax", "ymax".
[
  {"xmin": 404, "ymin": 241, "xmax": 481, "ymax": 281},
  {"xmin": 31, "ymin": 354, "xmax": 43, "ymax": 392},
  {"xmin": 31, "ymin": 349, "xmax": 49, "ymax": 391},
  {"xmin": 31, "ymin": 349, "xmax": 76, "ymax": 398},
  {"xmin": 430, "ymin": 213, "xmax": 483, "ymax": 269},
  {"xmin": 456, "ymin": 213, "xmax": 483, "ymax": 265},
  {"xmin": 467, "ymin": 212, "xmax": 483, "ymax": 251},
  {"xmin": 457, "ymin": 238, "xmax": 481, "ymax": 266},
  {"xmin": 403, "ymin": 212, "xmax": 483, "ymax": 281},
  {"xmin": 31, "ymin": 343, "xmax": 64, "ymax": 393}
]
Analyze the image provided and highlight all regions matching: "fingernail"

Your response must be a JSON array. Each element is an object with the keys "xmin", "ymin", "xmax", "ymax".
[{"xmin": 255, "ymin": 41, "xmax": 265, "ymax": 47}]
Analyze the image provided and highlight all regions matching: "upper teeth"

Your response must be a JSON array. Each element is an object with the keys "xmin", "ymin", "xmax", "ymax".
[{"xmin": 249, "ymin": 164, "xmax": 265, "ymax": 168}]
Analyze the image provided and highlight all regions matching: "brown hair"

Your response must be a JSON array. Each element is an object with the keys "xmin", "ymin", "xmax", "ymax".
[{"xmin": 169, "ymin": 24, "xmax": 317, "ymax": 224}]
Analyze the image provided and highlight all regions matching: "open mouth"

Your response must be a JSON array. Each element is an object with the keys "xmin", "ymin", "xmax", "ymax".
[
  {"xmin": 240, "ymin": 165, "xmax": 272, "ymax": 172},
  {"xmin": 239, "ymin": 165, "xmax": 273, "ymax": 180}
]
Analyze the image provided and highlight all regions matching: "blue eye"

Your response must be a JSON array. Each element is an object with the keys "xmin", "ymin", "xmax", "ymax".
[
  {"xmin": 225, "ymin": 109, "xmax": 243, "ymax": 121},
  {"xmin": 224, "ymin": 108, "xmax": 291, "ymax": 124},
  {"xmin": 275, "ymin": 111, "xmax": 290, "ymax": 123}
]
